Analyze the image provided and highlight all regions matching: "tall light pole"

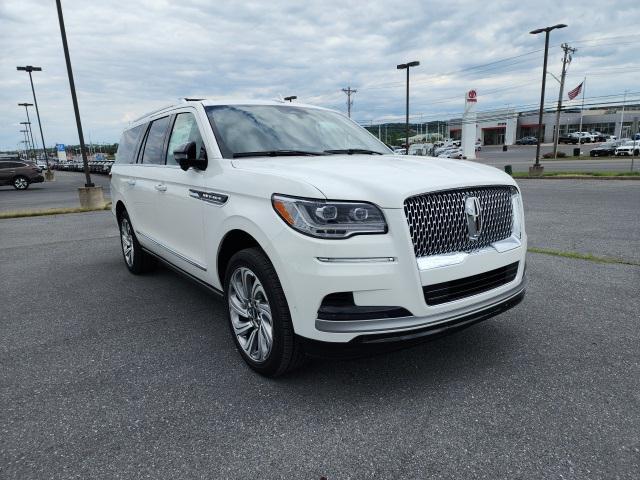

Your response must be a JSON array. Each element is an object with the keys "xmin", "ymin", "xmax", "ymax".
[
  {"xmin": 397, "ymin": 61, "xmax": 420, "ymax": 153},
  {"xmin": 20, "ymin": 129, "xmax": 31, "ymax": 158},
  {"xmin": 20, "ymin": 122, "xmax": 34, "ymax": 159},
  {"xmin": 530, "ymin": 24, "xmax": 567, "ymax": 170},
  {"xmin": 55, "ymin": 0, "xmax": 93, "ymax": 188},
  {"xmin": 16, "ymin": 66, "xmax": 50, "ymax": 168},
  {"xmin": 18, "ymin": 103, "xmax": 39, "ymax": 158}
]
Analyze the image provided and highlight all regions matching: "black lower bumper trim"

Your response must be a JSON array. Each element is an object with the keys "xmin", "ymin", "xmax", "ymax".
[{"xmin": 299, "ymin": 288, "xmax": 525, "ymax": 359}]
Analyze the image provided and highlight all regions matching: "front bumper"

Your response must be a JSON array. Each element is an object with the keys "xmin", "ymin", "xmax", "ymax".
[
  {"xmin": 31, "ymin": 175, "xmax": 44, "ymax": 184},
  {"xmin": 300, "ymin": 287, "xmax": 525, "ymax": 358},
  {"xmin": 270, "ymin": 207, "xmax": 527, "ymax": 343}
]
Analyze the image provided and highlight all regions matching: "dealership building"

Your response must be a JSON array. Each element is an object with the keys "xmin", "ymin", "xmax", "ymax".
[{"xmin": 448, "ymin": 105, "xmax": 640, "ymax": 145}]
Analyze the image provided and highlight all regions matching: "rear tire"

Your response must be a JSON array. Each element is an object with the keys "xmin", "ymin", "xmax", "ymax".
[
  {"xmin": 224, "ymin": 247, "xmax": 305, "ymax": 377},
  {"xmin": 118, "ymin": 210, "xmax": 157, "ymax": 274},
  {"xmin": 13, "ymin": 176, "xmax": 29, "ymax": 190}
]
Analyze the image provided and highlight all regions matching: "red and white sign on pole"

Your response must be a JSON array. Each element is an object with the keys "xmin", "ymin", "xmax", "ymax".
[
  {"xmin": 466, "ymin": 89, "xmax": 477, "ymax": 103},
  {"xmin": 462, "ymin": 89, "xmax": 477, "ymax": 159}
]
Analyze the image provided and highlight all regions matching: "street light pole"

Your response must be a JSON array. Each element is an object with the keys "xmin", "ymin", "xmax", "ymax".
[
  {"xmin": 16, "ymin": 67, "xmax": 49, "ymax": 167},
  {"xmin": 397, "ymin": 61, "xmax": 420, "ymax": 153},
  {"xmin": 530, "ymin": 24, "xmax": 567, "ymax": 170},
  {"xmin": 55, "ymin": 0, "xmax": 93, "ymax": 187},
  {"xmin": 19, "ymin": 103, "xmax": 39, "ymax": 158},
  {"xmin": 20, "ymin": 123, "xmax": 34, "ymax": 159}
]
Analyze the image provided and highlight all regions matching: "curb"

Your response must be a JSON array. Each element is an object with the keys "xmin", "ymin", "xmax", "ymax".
[
  {"xmin": 514, "ymin": 175, "xmax": 639, "ymax": 180},
  {"xmin": 0, "ymin": 203, "xmax": 112, "ymax": 220}
]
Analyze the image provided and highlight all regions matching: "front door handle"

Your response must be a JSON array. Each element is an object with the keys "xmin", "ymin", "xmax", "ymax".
[
  {"xmin": 127, "ymin": 179, "xmax": 136, "ymax": 186},
  {"xmin": 155, "ymin": 184, "xmax": 167, "ymax": 192}
]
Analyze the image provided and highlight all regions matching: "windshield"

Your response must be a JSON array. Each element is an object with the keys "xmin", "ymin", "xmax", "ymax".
[{"xmin": 205, "ymin": 105, "xmax": 391, "ymax": 158}]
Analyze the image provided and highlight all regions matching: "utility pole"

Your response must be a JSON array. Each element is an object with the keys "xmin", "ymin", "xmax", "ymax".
[
  {"xmin": 553, "ymin": 43, "xmax": 576, "ymax": 158},
  {"xmin": 341, "ymin": 87, "xmax": 357, "ymax": 118}
]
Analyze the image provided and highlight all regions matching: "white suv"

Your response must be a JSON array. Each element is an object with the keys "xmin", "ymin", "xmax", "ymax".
[{"xmin": 111, "ymin": 99, "xmax": 527, "ymax": 376}]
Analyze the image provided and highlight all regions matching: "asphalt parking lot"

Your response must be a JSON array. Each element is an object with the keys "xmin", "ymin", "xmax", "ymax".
[
  {"xmin": 0, "ymin": 171, "xmax": 111, "ymax": 213},
  {"xmin": 1, "ymin": 180, "xmax": 639, "ymax": 479},
  {"xmin": 474, "ymin": 144, "xmax": 638, "ymax": 173}
]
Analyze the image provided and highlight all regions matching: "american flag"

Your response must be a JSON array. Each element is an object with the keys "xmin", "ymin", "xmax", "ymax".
[{"xmin": 568, "ymin": 82, "xmax": 583, "ymax": 100}]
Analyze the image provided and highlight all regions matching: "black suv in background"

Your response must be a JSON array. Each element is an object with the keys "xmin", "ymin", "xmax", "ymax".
[{"xmin": 0, "ymin": 160, "xmax": 44, "ymax": 190}]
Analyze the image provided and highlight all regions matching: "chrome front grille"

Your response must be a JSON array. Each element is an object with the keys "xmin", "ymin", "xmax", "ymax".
[{"xmin": 404, "ymin": 186, "xmax": 514, "ymax": 257}]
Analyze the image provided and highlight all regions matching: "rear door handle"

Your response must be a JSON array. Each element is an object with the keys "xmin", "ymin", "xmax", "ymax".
[
  {"xmin": 155, "ymin": 184, "xmax": 167, "ymax": 192},
  {"xmin": 127, "ymin": 179, "xmax": 136, "ymax": 186}
]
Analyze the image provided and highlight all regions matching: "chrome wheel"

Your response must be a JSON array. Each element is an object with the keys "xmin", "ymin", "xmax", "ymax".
[
  {"xmin": 228, "ymin": 266, "xmax": 273, "ymax": 363},
  {"xmin": 14, "ymin": 177, "xmax": 28, "ymax": 189},
  {"xmin": 120, "ymin": 218, "xmax": 134, "ymax": 267}
]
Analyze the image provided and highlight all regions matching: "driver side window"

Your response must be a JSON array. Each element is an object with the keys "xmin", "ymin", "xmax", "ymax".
[{"xmin": 166, "ymin": 113, "xmax": 206, "ymax": 166}]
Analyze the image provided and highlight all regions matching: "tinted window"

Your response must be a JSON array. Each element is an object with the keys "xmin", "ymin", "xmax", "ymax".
[
  {"xmin": 0, "ymin": 161, "xmax": 24, "ymax": 169},
  {"xmin": 116, "ymin": 124, "xmax": 145, "ymax": 164},
  {"xmin": 166, "ymin": 113, "xmax": 206, "ymax": 166},
  {"xmin": 141, "ymin": 116, "xmax": 171, "ymax": 165}
]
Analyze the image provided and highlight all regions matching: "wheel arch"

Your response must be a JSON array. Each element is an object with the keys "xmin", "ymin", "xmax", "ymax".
[
  {"xmin": 216, "ymin": 229, "xmax": 264, "ymax": 288},
  {"xmin": 115, "ymin": 200, "xmax": 127, "ymax": 222}
]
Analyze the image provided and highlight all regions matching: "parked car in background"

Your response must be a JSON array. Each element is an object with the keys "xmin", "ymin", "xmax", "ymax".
[
  {"xmin": 36, "ymin": 160, "xmax": 48, "ymax": 171},
  {"xmin": 576, "ymin": 132, "xmax": 596, "ymax": 143},
  {"xmin": 408, "ymin": 143, "xmax": 434, "ymax": 156},
  {"xmin": 589, "ymin": 141, "xmax": 619, "ymax": 157},
  {"xmin": 614, "ymin": 140, "xmax": 640, "ymax": 156},
  {"xmin": 588, "ymin": 131, "xmax": 607, "ymax": 142},
  {"xmin": 111, "ymin": 99, "xmax": 527, "ymax": 377},
  {"xmin": 515, "ymin": 136, "xmax": 537, "ymax": 145},
  {"xmin": 392, "ymin": 147, "xmax": 406, "ymax": 155},
  {"xmin": 558, "ymin": 133, "xmax": 580, "ymax": 144},
  {"xmin": 0, "ymin": 160, "xmax": 44, "ymax": 189}
]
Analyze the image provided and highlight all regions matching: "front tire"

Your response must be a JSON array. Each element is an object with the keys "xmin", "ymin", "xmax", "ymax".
[
  {"xmin": 224, "ymin": 248, "xmax": 304, "ymax": 377},
  {"xmin": 118, "ymin": 210, "xmax": 157, "ymax": 274},
  {"xmin": 13, "ymin": 176, "xmax": 29, "ymax": 190}
]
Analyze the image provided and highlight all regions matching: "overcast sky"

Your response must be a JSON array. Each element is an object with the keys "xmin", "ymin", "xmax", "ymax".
[{"xmin": 1, "ymin": 0, "xmax": 639, "ymax": 150}]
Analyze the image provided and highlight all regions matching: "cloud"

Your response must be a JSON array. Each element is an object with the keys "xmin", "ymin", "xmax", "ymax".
[{"xmin": 1, "ymin": 0, "xmax": 639, "ymax": 149}]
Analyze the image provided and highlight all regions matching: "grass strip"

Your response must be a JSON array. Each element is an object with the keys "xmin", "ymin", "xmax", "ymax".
[
  {"xmin": 0, "ymin": 203, "xmax": 111, "ymax": 219},
  {"xmin": 528, "ymin": 247, "xmax": 639, "ymax": 266},
  {"xmin": 513, "ymin": 171, "xmax": 639, "ymax": 179}
]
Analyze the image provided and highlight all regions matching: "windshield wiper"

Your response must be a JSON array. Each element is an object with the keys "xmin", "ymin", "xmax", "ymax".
[
  {"xmin": 232, "ymin": 150, "xmax": 325, "ymax": 158},
  {"xmin": 324, "ymin": 149, "xmax": 383, "ymax": 155}
]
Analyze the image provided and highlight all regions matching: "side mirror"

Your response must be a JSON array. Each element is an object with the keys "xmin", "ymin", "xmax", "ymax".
[{"xmin": 174, "ymin": 141, "xmax": 208, "ymax": 171}]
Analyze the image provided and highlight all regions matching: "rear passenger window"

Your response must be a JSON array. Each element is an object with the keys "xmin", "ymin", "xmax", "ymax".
[
  {"xmin": 116, "ymin": 124, "xmax": 145, "ymax": 164},
  {"xmin": 141, "ymin": 116, "xmax": 171, "ymax": 165},
  {"xmin": 166, "ymin": 113, "xmax": 206, "ymax": 166}
]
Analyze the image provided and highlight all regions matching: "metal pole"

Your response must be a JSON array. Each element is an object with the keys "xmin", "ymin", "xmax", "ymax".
[
  {"xmin": 56, "ymin": 0, "xmax": 93, "ymax": 187},
  {"xmin": 618, "ymin": 90, "xmax": 627, "ymax": 139},
  {"xmin": 26, "ymin": 72, "xmax": 49, "ymax": 166},
  {"xmin": 405, "ymin": 67, "xmax": 410, "ymax": 151},
  {"xmin": 553, "ymin": 44, "xmax": 574, "ymax": 159},
  {"xmin": 535, "ymin": 30, "xmax": 551, "ymax": 165}
]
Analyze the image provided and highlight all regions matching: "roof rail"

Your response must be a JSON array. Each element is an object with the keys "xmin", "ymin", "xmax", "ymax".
[
  {"xmin": 131, "ymin": 103, "xmax": 176, "ymax": 123},
  {"xmin": 182, "ymin": 97, "xmax": 204, "ymax": 102}
]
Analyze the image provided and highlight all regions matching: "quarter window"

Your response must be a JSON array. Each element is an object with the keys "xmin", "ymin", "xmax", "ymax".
[
  {"xmin": 166, "ymin": 113, "xmax": 206, "ymax": 166},
  {"xmin": 141, "ymin": 116, "xmax": 171, "ymax": 165},
  {"xmin": 116, "ymin": 124, "xmax": 145, "ymax": 164}
]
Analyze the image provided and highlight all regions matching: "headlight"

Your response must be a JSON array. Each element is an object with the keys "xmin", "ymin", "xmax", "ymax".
[
  {"xmin": 511, "ymin": 191, "xmax": 524, "ymax": 239},
  {"xmin": 271, "ymin": 194, "xmax": 387, "ymax": 239}
]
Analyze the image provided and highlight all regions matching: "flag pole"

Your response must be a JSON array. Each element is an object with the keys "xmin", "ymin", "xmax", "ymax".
[{"xmin": 578, "ymin": 76, "xmax": 586, "ymax": 138}]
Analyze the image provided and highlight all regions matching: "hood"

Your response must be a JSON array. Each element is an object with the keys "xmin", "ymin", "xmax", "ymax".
[{"xmin": 232, "ymin": 154, "xmax": 516, "ymax": 208}]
